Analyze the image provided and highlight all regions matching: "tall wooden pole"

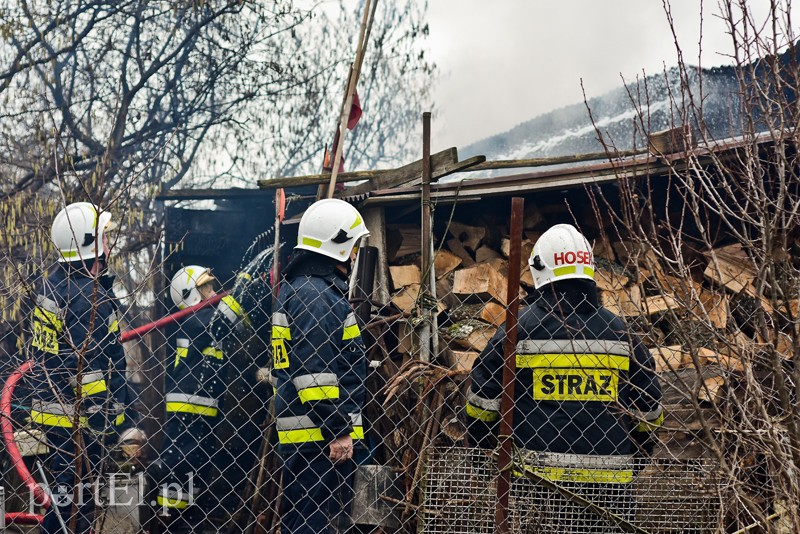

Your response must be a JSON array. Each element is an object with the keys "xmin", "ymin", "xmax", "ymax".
[
  {"xmin": 326, "ymin": 0, "xmax": 379, "ymax": 198},
  {"xmin": 495, "ymin": 197, "xmax": 524, "ymax": 533},
  {"xmin": 419, "ymin": 111, "xmax": 432, "ymax": 362}
]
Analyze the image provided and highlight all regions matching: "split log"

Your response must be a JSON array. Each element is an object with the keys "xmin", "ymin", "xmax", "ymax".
[
  {"xmin": 592, "ymin": 235, "xmax": 616, "ymax": 262},
  {"xmin": 695, "ymin": 289, "xmax": 729, "ymax": 329},
  {"xmin": 446, "ymin": 321, "xmax": 497, "ymax": 352},
  {"xmin": 698, "ymin": 375, "xmax": 726, "ymax": 404},
  {"xmin": 641, "ymin": 294, "xmax": 681, "ymax": 316},
  {"xmin": 523, "ymin": 203, "xmax": 544, "ymax": 229},
  {"xmin": 452, "ymin": 258, "xmax": 526, "ymax": 306},
  {"xmin": 501, "ymin": 237, "xmax": 535, "ymax": 287},
  {"xmin": 474, "ymin": 245, "xmax": 501, "ymax": 264},
  {"xmin": 449, "ymin": 350, "xmax": 480, "ymax": 373},
  {"xmin": 600, "ymin": 285, "xmax": 642, "ymax": 317},
  {"xmin": 446, "ymin": 238, "xmax": 475, "ymax": 267},
  {"xmin": 650, "ymin": 345, "xmax": 685, "ymax": 372},
  {"xmin": 703, "ymin": 243, "xmax": 755, "ymax": 294},
  {"xmin": 433, "ymin": 249, "xmax": 462, "ymax": 279},
  {"xmin": 387, "ymin": 225, "xmax": 422, "ymax": 261},
  {"xmin": 448, "ymin": 302, "xmax": 506, "ymax": 328},
  {"xmin": 389, "ymin": 264, "xmax": 421, "ymax": 290},
  {"xmin": 696, "ymin": 347, "xmax": 744, "ymax": 373},
  {"xmin": 648, "ymin": 124, "xmax": 694, "ymax": 154},
  {"xmin": 447, "ymin": 221, "xmax": 485, "ymax": 252},
  {"xmin": 391, "ymin": 283, "xmax": 446, "ymax": 316},
  {"xmin": 594, "ymin": 269, "xmax": 629, "ymax": 292}
]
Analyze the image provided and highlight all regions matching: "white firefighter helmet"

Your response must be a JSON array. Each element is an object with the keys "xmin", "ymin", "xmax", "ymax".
[
  {"xmin": 295, "ymin": 199, "xmax": 370, "ymax": 261},
  {"xmin": 169, "ymin": 265, "xmax": 216, "ymax": 309},
  {"xmin": 529, "ymin": 224, "xmax": 595, "ymax": 289},
  {"xmin": 51, "ymin": 202, "xmax": 113, "ymax": 263}
]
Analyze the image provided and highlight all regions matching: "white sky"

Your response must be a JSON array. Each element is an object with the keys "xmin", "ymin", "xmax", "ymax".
[{"xmin": 423, "ymin": 1, "xmax": 779, "ymax": 150}]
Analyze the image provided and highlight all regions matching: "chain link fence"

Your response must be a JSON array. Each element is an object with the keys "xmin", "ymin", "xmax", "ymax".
[{"xmin": 1, "ymin": 193, "xmax": 799, "ymax": 534}]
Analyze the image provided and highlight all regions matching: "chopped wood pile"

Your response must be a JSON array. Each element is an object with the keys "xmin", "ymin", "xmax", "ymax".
[{"xmin": 381, "ymin": 204, "xmax": 793, "ymax": 460}]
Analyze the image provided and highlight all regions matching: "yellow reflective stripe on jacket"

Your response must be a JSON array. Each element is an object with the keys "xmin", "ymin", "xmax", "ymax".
[
  {"xmin": 222, "ymin": 295, "xmax": 245, "ymax": 318},
  {"xmin": 518, "ymin": 465, "xmax": 633, "ymax": 484},
  {"xmin": 466, "ymin": 402, "xmax": 500, "ymax": 422},
  {"xmin": 201, "ymin": 346, "xmax": 223, "ymax": 359},
  {"xmin": 31, "ymin": 411, "xmax": 124, "ymax": 428},
  {"xmin": 31, "ymin": 305, "xmax": 62, "ymax": 355},
  {"xmin": 156, "ymin": 495, "xmax": 189, "ymax": 510},
  {"xmin": 166, "ymin": 402, "xmax": 219, "ymax": 417},
  {"xmin": 297, "ymin": 386, "xmax": 340, "ymax": 404},
  {"xmin": 350, "ymin": 425, "xmax": 365, "ymax": 439},
  {"xmin": 78, "ymin": 379, "xmax": 108, "ymax": 397},
  {"xmin": 516, "ymin": 353, "xmax": 630, "ymax": 371},
  {"xmin": 278, "ymin": 428, "xmax": 326, "ymax": 444},
  {"xmin": 31, "ymin": 410, "xmax": 86, "ymax": 428}
]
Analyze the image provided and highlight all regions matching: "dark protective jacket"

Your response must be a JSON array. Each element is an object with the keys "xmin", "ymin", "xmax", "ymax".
[
  {"xmin": 28, "ymin": 264, "xmax": 127, "ymax": 430},
  {"xmin": 467, "ymin": 281, "xmax": 663, "ymax": 468},
  {"xmin": 271, "ymin": 255, "xmax": 367, "ymax": 453},
  {"xmin": 166, "ymin": 305, "xmax": 225, "ymax": 417}
]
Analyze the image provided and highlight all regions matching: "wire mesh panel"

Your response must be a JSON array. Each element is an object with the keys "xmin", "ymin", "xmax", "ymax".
[{"xmin": 420, "ymin": 447, "xmax": 723, "ymax": 534}]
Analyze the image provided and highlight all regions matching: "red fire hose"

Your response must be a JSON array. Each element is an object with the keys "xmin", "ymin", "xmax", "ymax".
[{"xmin": 2, "ymin": 292, "xmax": 228, "ymax": 519}]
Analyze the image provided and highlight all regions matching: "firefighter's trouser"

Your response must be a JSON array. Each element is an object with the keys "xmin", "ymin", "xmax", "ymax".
[
  {"xmin": 155, "ymin": 410, "xmax": 217, "ymax": 530},
  {"xmin": 41, "ymin": 426, "xmax": 105, "ymax": 534},
  {"xmin": 280, "ymin": 449, "xmax": 356, "ymax": 534}
]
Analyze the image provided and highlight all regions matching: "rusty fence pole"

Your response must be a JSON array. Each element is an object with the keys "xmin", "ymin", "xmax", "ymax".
[{"xmin": 495, "ymin": 197, "xmax": 524, "ymax": 533}]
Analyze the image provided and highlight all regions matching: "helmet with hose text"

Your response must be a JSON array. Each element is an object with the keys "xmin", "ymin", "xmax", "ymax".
[
  {"xmin": 170, "ymin": 265, "xmax": 216, "ymax": 309},
  {"xmin": 294, "ymin": 199, "xmax": 369, "ymax": 261},
  {"xmin": 51, "ymin": 202, "xmax": 113, "ymax": 263},
  {"xmin": 529, "ymin": 224, "xmax": 595, "ymax": 289}
]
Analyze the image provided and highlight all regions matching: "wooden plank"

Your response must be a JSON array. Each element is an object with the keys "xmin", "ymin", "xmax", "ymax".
[
  {"xmin": 401, "ymin": 155, "xmax": 487, "ymax": 188},
  {"xmin": 256, "ymin": 147, "xmax": 458, "ymax": 190},
  {"xmin": 641, "ymin": 294, "xmax": 682, "ymax": 316},
  {"xmin": 342, "ymin": 148, "xmax": 461, "ymax": 195}
]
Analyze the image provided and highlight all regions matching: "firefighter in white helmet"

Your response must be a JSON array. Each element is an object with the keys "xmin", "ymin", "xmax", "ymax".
[
  {"xmin": 466, "ymin": 224, "xmax": 663, "ymax": 532},
  {"xmin": 270, "ymin": 198, "xmax": 369, "ymax": 533},
  {"xmin": 29, "ymin": 202, "xmax": 132, "ymax": 534},
  {"xmin": 149, "ymin": 265, "xmax": 231, "ymax": 532}
]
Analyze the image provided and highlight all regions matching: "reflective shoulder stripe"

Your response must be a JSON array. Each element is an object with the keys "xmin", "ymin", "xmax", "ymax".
[
  {"xmin": 201, "ymin": 346, "xmax": 224, "ymax": 359},
  {"xmin": 342, "ymin": 312, "xmax": 361, "ymax": 340},
  {"xmin": 175, "ymin": 338, "xmax": 189, "ymax": 368},
  {"xmin": 272, "ymin": 312, "xmax": 290, "ymax": 327},
  {"xmin": 516, "ymin": 353, "xmax": 630, "ymax": 371},
  {"xmin": 466, "ymin": 403, "xmax": 500, "ymax": 422},
  {"xmin": 108, "ymin": 311, "xmax": 119, "ymax": 333},
  {"xmin": 517, "ymin": 339, "xmax": 632, "ymax": 357},
  {"xmin": 467, "ymin": 391, "xmax": 501, "ymax": 411},
  {"xmin": 36, "ymin": 294, "xmax": 64, "ymax": 317},
  {"xmin": 272, "ymin": 312, "xmax": 292, "ymax": 340},
  {"xmin": 219, "ymin": 295, "xmax": 246, "ymax": 324}
]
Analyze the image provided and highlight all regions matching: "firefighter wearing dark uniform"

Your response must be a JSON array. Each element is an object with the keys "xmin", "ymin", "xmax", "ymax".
[
  {"xmin": 466, "ymin": 224, "xmax": 663, "ymax": 533},
  {"xmin": 207, "ymin": 246, "xmax": 274, "ymax": 517},
  {"xmin": 29, "ymin": 202, "xmax": 129, "ymax": 534},
  {"xmin": 152, "ymin": 265, "xmax": 225, "ymax": 531},
  {"xmin": 271, "ymin": 198, "xmax": 369, "ymax": 534}
]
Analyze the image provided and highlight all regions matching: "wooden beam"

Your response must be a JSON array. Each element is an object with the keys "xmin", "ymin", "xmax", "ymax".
[
  {"xmin": 156, "ymin": 188, "xmax": 274, "ymax": 201},
  {"xmin": 398, "ymin": 155, "xmax": 487, "ymax": 188},
  {"xmin": 256, "ymin": 147, "xmax": 458, "ymax": 190},
  {"xmin": 463, "ymin": 149, "xmax": 646, "ymax": 173}
]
